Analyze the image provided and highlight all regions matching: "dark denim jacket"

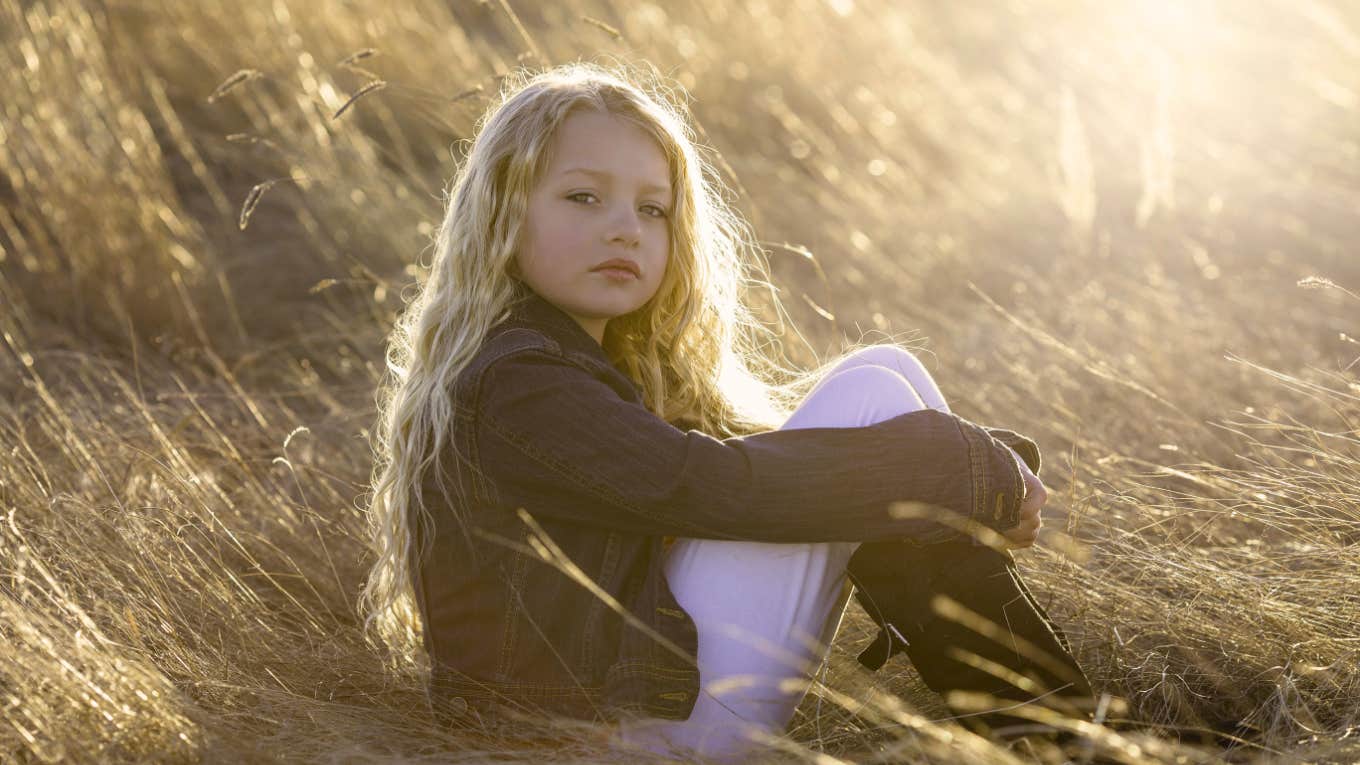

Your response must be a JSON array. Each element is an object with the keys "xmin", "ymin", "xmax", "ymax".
[{"xmin": 412, "ymin": 283, "xmax": 1037, "ymax": 725}]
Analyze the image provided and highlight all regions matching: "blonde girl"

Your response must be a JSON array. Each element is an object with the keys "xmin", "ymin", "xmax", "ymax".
[{"xmin": 360, "ymin": 61, "xmax": 1091, "ymax": 762}]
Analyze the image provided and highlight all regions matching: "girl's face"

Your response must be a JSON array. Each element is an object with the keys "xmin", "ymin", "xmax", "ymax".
[{"xmin": 515, "ymin": 109, "xmax": 672, "ymax": 346}]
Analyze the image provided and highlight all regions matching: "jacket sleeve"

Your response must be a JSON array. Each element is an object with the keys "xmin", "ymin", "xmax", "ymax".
[{"xmin": 473, "ymin": 349, "xmax": 1027, "ymax": 544}]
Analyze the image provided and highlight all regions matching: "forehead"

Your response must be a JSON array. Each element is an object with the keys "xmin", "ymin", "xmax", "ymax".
[{"xmin": 547, "ymin": 110, "xmax": 671, "ymax": 192}]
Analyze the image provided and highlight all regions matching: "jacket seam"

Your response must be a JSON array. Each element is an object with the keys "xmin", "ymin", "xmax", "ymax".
[
  {"xmin": 495, "ymin": 542, "xmax": 531, "ymax": 681},
  {"xmin": 996, "ymin": 435, "xmax": 1024, "ymax": 529},
  {"xmin": 959, "ymin": 418, "xmax": 989, "ymax": 531},
  {"xmin": 1007, "ymin": 443, "xmax": 1026, "ymax": 508},
  {"xmin": 580, "ymin": 530, "xmax": 622, "ymax": 676}
]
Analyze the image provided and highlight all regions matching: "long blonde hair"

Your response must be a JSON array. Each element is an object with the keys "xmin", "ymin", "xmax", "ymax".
[{"xmin": 359, "ymin": 60, "xmax": 837, "ymax": 670}]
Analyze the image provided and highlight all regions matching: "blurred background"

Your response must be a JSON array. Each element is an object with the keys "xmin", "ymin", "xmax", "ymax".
[{"xmin": 2, "ymin": 0, "xmax": 1358, "ymax": 762}]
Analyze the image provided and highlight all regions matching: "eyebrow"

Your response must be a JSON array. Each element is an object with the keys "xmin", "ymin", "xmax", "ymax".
[{"xmin": 560, "ymin": 167, "xmax": 672, "ymax": 196}]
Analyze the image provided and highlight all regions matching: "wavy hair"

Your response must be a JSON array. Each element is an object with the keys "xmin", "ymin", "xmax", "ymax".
[{"xmin": 359, "ymin": 60, "xmax": 842, "ymax": 669}]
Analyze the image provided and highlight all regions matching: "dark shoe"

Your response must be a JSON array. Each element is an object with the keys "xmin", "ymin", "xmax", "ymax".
[{"xmin": 846, "ymin": 538, "xmax": 1096, "ymax": 740}]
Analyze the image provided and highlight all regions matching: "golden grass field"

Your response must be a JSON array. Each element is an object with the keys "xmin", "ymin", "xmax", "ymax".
[{"xmin": 3, "ymin": 0, "xmax": 1359, "ymax": 762}]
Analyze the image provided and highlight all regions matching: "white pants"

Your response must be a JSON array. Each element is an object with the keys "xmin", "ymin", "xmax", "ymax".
[{"xmin": 611, "ymin": 345, "xmax": 953, "ymax": 762}]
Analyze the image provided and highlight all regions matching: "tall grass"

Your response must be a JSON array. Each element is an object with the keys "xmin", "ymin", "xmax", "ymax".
[{"xmin": 2, "ymin": 0, "xmax": 1358, "ymax": 761}]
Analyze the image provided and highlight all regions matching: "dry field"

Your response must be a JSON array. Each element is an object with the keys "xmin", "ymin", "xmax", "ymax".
[{"xmin": 2, "ymin": 0, "xmax": 1359, "ymax": 762}]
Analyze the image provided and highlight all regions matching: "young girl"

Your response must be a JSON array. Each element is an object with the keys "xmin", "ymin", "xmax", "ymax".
[{"xmin": 360, "ymin": 62, "xmax": 1093, "ymax": 761}]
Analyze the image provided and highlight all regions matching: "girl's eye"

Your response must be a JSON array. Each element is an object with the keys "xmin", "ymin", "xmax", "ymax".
[{"xmin": 568, "ymin": 192, "xmax": 668, "ymax": 220}]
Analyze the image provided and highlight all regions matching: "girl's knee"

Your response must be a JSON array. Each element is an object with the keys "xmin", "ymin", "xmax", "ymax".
[
  {"xmin": 833, "ymin": 343, "xmax": 949, "ymax": 413},
  {"xmin": 785, "ymin": 365, "xmax": 925, "ymax": 430},
  {"xmin": 816, "ymin": 365, "xmax": 922, "ymax": 407},
  {"xmin": 836, "ymin": 344, "xmax": 929, "ymax": 379}
]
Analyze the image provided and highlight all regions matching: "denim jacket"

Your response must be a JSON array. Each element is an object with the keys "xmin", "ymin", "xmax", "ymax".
[{"xmin": 412, "ymin": 283, "xmax": 1038, "ymax": 726}]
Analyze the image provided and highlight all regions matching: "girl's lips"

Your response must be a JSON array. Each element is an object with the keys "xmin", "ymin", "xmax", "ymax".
[
  {"xmin": 593, "ymin": 267, "xmax": 638, "ymax": 280},
  {"xmin": 590, "ymin": 258, "xmax": 641, "ymax": 277}
]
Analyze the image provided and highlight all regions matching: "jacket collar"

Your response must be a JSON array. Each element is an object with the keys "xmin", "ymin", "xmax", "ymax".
[
  {"xmin": 499, "ymin": 282, "xmax": 656, "ymax": 421},
  {"xmin": 503, "ymin": 280, "xmax": 615, "ymax": 367}
]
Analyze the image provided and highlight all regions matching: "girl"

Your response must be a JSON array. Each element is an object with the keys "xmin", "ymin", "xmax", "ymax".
[{"xmin": 359, "ymin": 62, "xmax": 1093, "ymax": 762}]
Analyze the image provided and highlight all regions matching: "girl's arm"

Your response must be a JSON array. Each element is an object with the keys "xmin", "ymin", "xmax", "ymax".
[{"xmin": 470, "ymin": 349, "xmax": 1027, "ymax": 544}]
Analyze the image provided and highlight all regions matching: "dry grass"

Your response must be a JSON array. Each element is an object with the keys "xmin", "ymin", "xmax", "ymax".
[{"xmin": 2, "ymin": 0, "xmax": 1359, "ymax": 761}]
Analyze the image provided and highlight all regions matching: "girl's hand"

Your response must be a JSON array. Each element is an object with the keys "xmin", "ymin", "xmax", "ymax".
[{"xmin": 1000, "ymin": 447, "xmax": 1047, "ymax": 550}]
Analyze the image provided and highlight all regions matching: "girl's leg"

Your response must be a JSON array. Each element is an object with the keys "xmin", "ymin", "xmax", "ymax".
[
  {"xmin": 829, "ymin": 349, "xmax": 1096, "ymax": 738},
  {"xmin": 616, "ymin": 347, "xmax": 933, "ymax": 762},
  {"xmin": 613, "ymin": 344, "xmax": 1093, "ymax": 758}
]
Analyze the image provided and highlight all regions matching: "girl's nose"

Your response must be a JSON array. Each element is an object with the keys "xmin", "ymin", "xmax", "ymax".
[{"xmin": 606, "ymin": 205, "xmax": 643, "ymax": 246}]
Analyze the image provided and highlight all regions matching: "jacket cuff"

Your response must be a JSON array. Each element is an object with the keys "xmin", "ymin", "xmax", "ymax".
[
  {"xmin": 959, "ymin": 422, "xmax": 1027, "ymax": 534},
  {"xmin": 982, "ymin": 426, "xmax": 1042, "ymax": 475}
]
